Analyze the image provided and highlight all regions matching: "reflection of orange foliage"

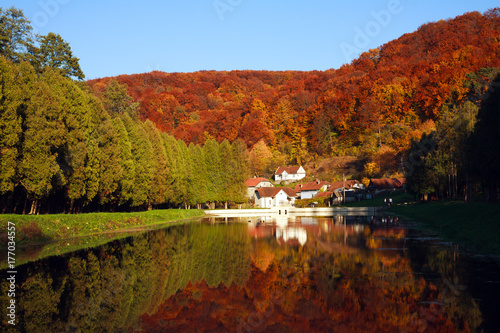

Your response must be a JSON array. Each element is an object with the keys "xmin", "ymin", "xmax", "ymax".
[
  {"xmin": 140, "ymin": 234, "xmax": 458, "ymax": 332},
  {"xmin": 250, "ymin": 243, "xmax": 275, "ymax": 272}
]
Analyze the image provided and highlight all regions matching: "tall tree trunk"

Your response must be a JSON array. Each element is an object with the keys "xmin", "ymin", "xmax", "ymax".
[
  {"xmin": 29, "ymin": 199, "xmax": 37, "ymax": 215},
  {"xmin": 22, "ymin": 197, "xmax": 28, "ymax": 215}
]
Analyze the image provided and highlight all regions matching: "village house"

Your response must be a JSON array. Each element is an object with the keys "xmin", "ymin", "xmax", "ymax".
[
  {"xmin": 245, "ymin": 177, "xmax": 273, "ymax": 199},
  {"xmin": 368, "ymin": 178, "xmax": 406, "ymax": 192},
  {"xmin": 295, "ymin": 180, "xmax": 332, "ymax": 199},
  {"xmin": 332, "ymin": 189, "xmax": 357, "ymax": 204},
  {"xmin": 254, "ymin": 187, "xmax": 296, "ymax": 208},
  {"xmin": 328, "ymin": 180, "xmax": 364, "ymax": 191},
  {"xmin": 273, "ymin": 166, "xmax": 306, "ymax": 182}
]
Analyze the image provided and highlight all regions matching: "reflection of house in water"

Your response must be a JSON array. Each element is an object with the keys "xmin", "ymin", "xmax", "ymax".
[
  {"xmin": 276, "ymin": 227, "xmax": 307, "ymax": 246},
  {"xmin": 247, "ymin": 215, "xmax": 375, "ymax": 249}
]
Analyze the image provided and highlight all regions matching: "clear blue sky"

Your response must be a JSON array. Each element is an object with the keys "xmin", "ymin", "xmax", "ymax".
[{"xmin": 5, "ymin": 0, "xmax": 499, "ymax": 79}]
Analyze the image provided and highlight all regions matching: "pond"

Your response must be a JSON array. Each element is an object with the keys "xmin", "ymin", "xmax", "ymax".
[{"xmin": 2, "ymin": 215, "xmax": 500, "ymax": 332}]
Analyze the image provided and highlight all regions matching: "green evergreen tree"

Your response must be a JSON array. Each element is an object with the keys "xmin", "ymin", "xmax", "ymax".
[
  {"xmin": 42, "ymin": 68, "xmax": 98, "ymax": 210},
  {"xmin": 0, "ymin": 6, "xmax": 34, "ymax": 62},
  {"xmin": 189, "ymin": 143, "xmax": 208, "ymax": 209},
  {"xmin": 30, "ymin": 32, "xmax": 85, "ymax": 80},
  {"xmin": 111, "ymin": 116, "xmax": 135, "ymax": 206},
  {"xmin": 230, "ymin": 139, "xmax": 250, "ymax": 205},
  {"xmin": 144, "ymin": 120, "xmax": 170, "ymax": 207},
  {"xmin": 91, "ymin": 96, "xmax": 122, "ymax": 206},
  {"xmin": 219, "ymin": 139, "xmax": 233, "ymax": 209},
  {"xmin": 203, "ymin": 139, "xmax": 222, "ymax": 209},
  {"xmin": 0, "ymin": 57, "xmax": 22, "ymax": 194},
  {"xmin": 101, "ymin": 79, "xmax": 139, "ymax": 117},
  {"xmin": 19, "ymin": 78, "xmax": 66, "ymax": 214},
  {"xmin": 177, "ymin": 139, "xmax": 195, "ymax": 208},
  {"xmin": 121, "ymin": 113, "xmax": 153, "ymax": 207},
  {"xmin": 162, "ymin": 134, "xmax": 183, "ymax": 206}
]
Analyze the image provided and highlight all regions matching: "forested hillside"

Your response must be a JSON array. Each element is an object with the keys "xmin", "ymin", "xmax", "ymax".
[{"xmin": 89, "ymin": 9, "xmax": 500, "ymax": 163}]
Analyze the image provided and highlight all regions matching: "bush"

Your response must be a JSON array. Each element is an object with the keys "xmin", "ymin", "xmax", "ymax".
[{"xmin": 294, "ymin": 197, "xmax": 329, "ymax": 208}]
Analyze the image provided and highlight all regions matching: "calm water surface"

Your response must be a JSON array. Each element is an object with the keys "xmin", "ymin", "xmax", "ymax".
[{"xmin": 2, "ymin": 215, "xmax": 500, "ymax": 332}]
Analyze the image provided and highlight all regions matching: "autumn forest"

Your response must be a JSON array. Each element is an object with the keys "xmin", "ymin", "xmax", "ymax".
[{"xmin": 1, "ymin": 7, "xmax": 500, "ymax": 213}]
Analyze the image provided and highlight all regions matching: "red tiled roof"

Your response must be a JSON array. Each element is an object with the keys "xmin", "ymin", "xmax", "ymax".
[
  {"xmin": 300, "ymin": 181, "xmax": 332, "ymax": 192},
  {"xmin": 255, "ymin": 187, "xmax": 281, "ymax": 198},
  {"xmin": 329, "ymin": 180, "xmax": 361, "ymax": 190},
  {"xmin": 281, "ymin": 187, "xmax": 297, "ymax": 197},
  {"xmin": 274, "ymin": 166, "xmax": 303, "ymax": 175},
  {"xmin": 315, "ymin": 191, "xmax": 333, "ymax": 198},
  {"xmin": 256, "ymin": 187, "xmax": 296, "ymax": 198},
  {"xmin": 368, "ymin": 178, "xmax": 406, "ymax": 189},
  {"xmin": 245, "ymin": 178, "xmax": 271, "ymax": 187}
]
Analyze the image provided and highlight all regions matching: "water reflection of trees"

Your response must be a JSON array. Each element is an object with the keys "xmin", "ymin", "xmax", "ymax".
[
  {"xmin": 0, "ymin": 223, "xmax": 251, "ymax": 332},
  {"xmin": 406, "ymin": 233, "xmax": 483, "ymax": 331},
  {"xmin": 0, "ymin": 220, "xmax": 484, "ymax": 332}
]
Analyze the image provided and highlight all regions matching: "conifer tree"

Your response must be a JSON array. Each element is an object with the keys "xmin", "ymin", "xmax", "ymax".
[
  {"xmin": 189, "ymin": 143, "xmax": 208, "ymax": 209},
  {"xmin": 101, "ymin": 79, "xmax": 139, "ymax": 117},
  {"xmin": 19, "ymin": 79, "xmax": 65, "ymax": 214},
  {"xmin": 144, "ymin": 120, "xmax": 170, "ymax": 207},
  {"xmin": 121, "ymin": 114, "xmax": 153, "ymax": 207},
  {"xmin": 177, "ymin": 139, "xmax": 195, "ymax": 209},
  {"xmin": 219, "ymin": 140, "xmax": 233, "ymax": 209},
  {"xmin": 30, "ymin": 32, "xmax": 85, "ymax": 80},
  {"xmin": 42, "ymin": 69, "xmax": 100, "ymax": 210},
  {"xmin": 112, "ymin": 117, "xmax": 135, "ymax": 206},
  {"xmin": 203, "ymin": 139, "xmax": 222, "ymax": 209},
  {"xmin": 230, "ymin": 139, "xmax": 250, "ymax": 205},
  {"xmin": 0, "ymin": 57, "xmax": 22, "ymax": 194},
  {"xmin": 0, "ymin": 6, "xmax": 34, "ymax": 62},
  {"xmin": 91, "ymin": 96, "xmax": 122, "ymax": 207}
]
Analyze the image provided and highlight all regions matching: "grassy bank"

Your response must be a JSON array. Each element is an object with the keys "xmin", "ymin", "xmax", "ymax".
[
  {"xmin": 341, "ymin": 192, "xmax": 414, "ymax": 207},
  {"xmin": 0, "ymin": 209, "xmax": 205, "ymax": 246},
  {"xmin": 0, "ymin": 209, "xmax": 206, "ymax": 268},
  {"xmin": 389, "ymin": 201, "xmax": 500, "ymax": 256}
]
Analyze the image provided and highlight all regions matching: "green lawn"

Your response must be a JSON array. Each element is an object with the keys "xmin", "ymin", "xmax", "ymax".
[
  {"xmin": 0, "ymin": 209, "xmax": 206, "ymax": 269},
  {"xmin": 389, "ymin": 201, "xmax": 500, "ymax": 256},
  {"xmin": 0, "ymin": 209, "xmax": 205, "ymax": 245},
  {"xmin": 340, "ymin": 192, "xmax": 415, "ymax": 207}
]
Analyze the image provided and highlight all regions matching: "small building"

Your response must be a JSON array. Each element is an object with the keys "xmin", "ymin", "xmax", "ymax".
[
  {"xmin": 255, "ymin": 187, "xmax": 296, "ymax": 208},
  {"xmin": 273, "ymin": 166, "xmax": 306, "ymax": 182},
  {"xmin": 295, "ymin": 180, "xmax": 331, "ymax": 199},
  {"xmin": 246, "ymin": 177, "xmax": 273, "ymax": 199},
  {"xmin": 332, "ymin": 189, "xmax": 357, "ymax": 204},
  {"xmin": 328, "ymin": 180, "xmax": 364, "ymax": 191},
  {"xmin": 368, "ymin": 178, "xmax": 406, "ymax": 191}
]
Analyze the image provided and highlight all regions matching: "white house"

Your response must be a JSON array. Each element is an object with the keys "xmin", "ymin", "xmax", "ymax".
[
  {"xmin": 254, "ymin": 187, "xmax": 296, "ymax": 208},
  {"xmin": 245, "ymin": 177, "xmax": 273, "ymax": 199},
  {"xmin": 273, "ymin": 166, "xmax": 306, "ymax": 182}
]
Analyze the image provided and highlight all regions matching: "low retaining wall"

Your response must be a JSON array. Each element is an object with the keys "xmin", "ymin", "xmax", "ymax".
[{"xmin": 204, "ymin": 206, "xmax": 383, "ymax": 217}]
